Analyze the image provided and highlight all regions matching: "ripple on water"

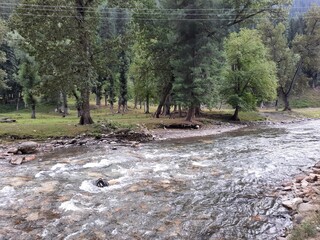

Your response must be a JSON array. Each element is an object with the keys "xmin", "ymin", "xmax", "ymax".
[
  {"xmin": 59, "ymin": 199, "xmax": 83, "ymax": 212},
  {"xmin": 0, "ymin": 186, "xmax": 15, "ymax": 194}
]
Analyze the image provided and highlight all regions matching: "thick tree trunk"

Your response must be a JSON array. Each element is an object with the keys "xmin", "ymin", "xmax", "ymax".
[
  {"xmin": 16, "ymin": 92, "xmax": 20, "ymax": 111},
  {"xmin": 186, "ymin": 106, "xmax": 195, "ymax": 122},
  {"xmin": 95, "ymin": 86, "xmax": 102, "ymax": 106},
  {"xmin": 76, "ymin": 0, "xmax": 94, "ymax": 125},
  {"xmin": 155, "ymin": 75, "xmax": 174, "ymax": 118},
  {"xmin": 283, "ymin": 94, "xmax": 291, "ymax": 111},
  {"xmin": 104, "ymin": 92, "xmax": 108, "ymax": 106},
  {"xmin": 61, "ymin": 91, "xmax": 68, "ymax": 117},
  {"xmin": 145, "ymin": 94, "xmax": 150, "ymax": 114},
  {"xmin": 231, "ymin": 106, "xmax": 240, "ymax": 121},
  {"xmin": 31, "ymin": 103, "xmax": 36, "ymax": 119},
  {"xmin": 72, "ymin": 89, "xmax": 81, "ymax": 117},
  {"xmin": 179, "ymin": 105, "xmax": 182, "ymax": 117},
  {"xmin": 195, "ymin": 105, "xmax": 201, "ymax": 117},
  {"xmin": 79, "ymin": 88, "xmax": 93, "ymax": 125},
  {"xmin": 164, "ymin": 94, "xmax": 171, "ymax": 116},
  {"xmin": 110, "ymin": 102, "xmax": 114, "ymax": 114},
  {"xmin": 134, "ymin": 97, "xmax": 138, "ymax": 109}
]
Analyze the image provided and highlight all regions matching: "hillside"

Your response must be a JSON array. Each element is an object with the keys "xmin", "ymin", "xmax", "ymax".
[{"xmin": 291, "ymin": 0, "xmax": 320, "ymax": 16}]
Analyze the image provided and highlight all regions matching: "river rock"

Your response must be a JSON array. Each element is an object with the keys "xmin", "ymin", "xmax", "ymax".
[
  {"xmin": 282, "ymin": 198, "xmax": 303, "ymax": 210},
  {"xmin": 18, "ymin": 141, "xmax": 38, "ymax": 154},
  {"xmin": 314, "ymin": 162, "xmax": 320, "ymax": 169},
  {"xmin": 7, "ymin": 148, "xmax": 19, "ymax": 154},
  {"xmin": 295, "ymin": 175, "xmax": 306, "ymax": 183},
  {"xmin": 10, "ymin": 156, "xmax": 24, "ymax": 165},
  {"xmin": 305, "ymin": 174, "xmax": 318, "ymax": 183},
  {"xmin": 301, "ymin": 179, "xmax": 309, "ymax": 189},
  {"xmin": 22, "ymin": 155, "xmax": 36, "ymax": 163},
  {"xmin": 283, "ymin": 186, "xmax": 292, "ymax": 191},
  {"xmin": 313, "ymin": 168, "xmax": 320, "ymax": 175},
  {"xmin": 312, "ymin": 187, "xmax": 320, "ymax": 195},
  {"xmin": 298, "ymin": 203, "xmax": 316, "ymax": 213}
]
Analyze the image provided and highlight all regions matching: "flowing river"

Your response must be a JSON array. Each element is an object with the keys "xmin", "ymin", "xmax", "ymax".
[{"xmin": 1, "ymin": 120, "xmax": 320, "ymax": 240}]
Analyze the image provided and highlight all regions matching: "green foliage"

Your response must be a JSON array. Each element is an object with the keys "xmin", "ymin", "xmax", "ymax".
[
  {"xmin": 293, "ymin": 5, "xmax": 320, "ymax": 87},
  {"xmin": 17, "ymin": 55, "xmax": 40, "ymax": 106},
  {"xmin": 223, "ymin": 28, "xmax": 278, "ymax": 114},
  {"xmin": 0, "ymin": 18, "xmax": 8, "ymax": 90},
  {"xmin": 166, "ymin": 0, "xmax": 222, "ymax": 112}
]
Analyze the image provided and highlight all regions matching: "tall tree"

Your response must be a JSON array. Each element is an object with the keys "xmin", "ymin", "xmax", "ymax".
[
  {"xmin": 0, "ymin": 18, "xmax": 8, "ymax": 91},
  {"xmin": 18, "ymin": 55, "xmax": 40, "ymax": 119},
  {"xmin": 293, "ymin": 6, "xmax": 320, "ymax": 90},
  {"xmin": 258, "ymin": 21, "xmax": 300, "ymax": 111},
  {"xmin": 223, "ymin": 29, "xmax": 278, "ymax": 121},
  {"xmin": 165, "ymin": 0, "xmax": 221, "ymax": 122},
  {"xmin": 12, "ymin": 0, "xmax": 100, "ymax": 124}
]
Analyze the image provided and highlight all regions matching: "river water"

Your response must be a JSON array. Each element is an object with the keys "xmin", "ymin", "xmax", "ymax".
[{"xmin": 1, "ymin": 120, "xmax": 320, "ymax": 240}]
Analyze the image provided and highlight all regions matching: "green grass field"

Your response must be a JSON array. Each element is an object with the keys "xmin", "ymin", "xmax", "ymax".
[{"xmin": 0, "ymin": 99, "xmax": 319, "ymax": 140}]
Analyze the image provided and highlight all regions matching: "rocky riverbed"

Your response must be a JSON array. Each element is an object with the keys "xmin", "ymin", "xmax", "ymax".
[{"xmin": 277, "ymin": 162, "xmax": 320, "ymax": 240}]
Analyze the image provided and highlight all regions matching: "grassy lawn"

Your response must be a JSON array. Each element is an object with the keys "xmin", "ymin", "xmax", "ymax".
[{"xmin": 0, "ymin": 101, "xmax": 319, "ymax": 140}]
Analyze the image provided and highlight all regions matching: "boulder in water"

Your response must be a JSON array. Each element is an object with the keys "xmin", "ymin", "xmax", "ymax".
[
  {"xmin": 18, "ymin": 141, "xmax": 38, "ymax": 154},
  {"xmin": 95, "ymin": 178, "xmax": 109, "ymax": 188}
]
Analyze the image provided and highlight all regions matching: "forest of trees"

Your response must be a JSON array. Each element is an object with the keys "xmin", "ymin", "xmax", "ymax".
[{"xmin": 0, "ymin": 0, "xmax": 320, "ymax": 123}]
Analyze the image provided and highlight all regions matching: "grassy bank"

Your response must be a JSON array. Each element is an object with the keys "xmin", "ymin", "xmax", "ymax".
[{"xmin": 0, "ymin": 102, "xmax": 319, "ymax": 140}]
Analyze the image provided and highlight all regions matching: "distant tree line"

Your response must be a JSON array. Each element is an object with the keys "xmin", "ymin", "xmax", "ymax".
[{"xmin": 0, "ymin": 0, "xmax": 320, "ymax": 123}]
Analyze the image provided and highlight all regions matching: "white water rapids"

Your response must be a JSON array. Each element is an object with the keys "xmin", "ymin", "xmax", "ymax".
[{"xmin": 1, "ymin": 120, "xmax": 320, "ymax": 239}]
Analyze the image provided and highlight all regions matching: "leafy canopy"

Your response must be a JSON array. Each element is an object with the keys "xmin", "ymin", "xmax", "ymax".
[{"xmin": 223, "ymin": 28, "xmax": 278, "ymax": 111}]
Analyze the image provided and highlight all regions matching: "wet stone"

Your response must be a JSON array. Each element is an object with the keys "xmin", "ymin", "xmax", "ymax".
[
  {"xmin": 23, "ymin": 155, "xmax": 36, "ymax": 163},
  {"xmin": 298, "ymin": 203, "xmax": 317, "ymax": 213},
  {"xmin": 314, "ymin": 162, "xmax": 320, "ymax": 169},
  {"xmin": 18, "ymin": 141, "xmax": 38, "ymax": 154},
  {"xmin": 295, "ymin": 175, "xmax": 306, "ymax": 183},
  {"xmin": 10, "ymin": 156, "xmax": 23, "ymax": 165},
  {"xmin": 282, "ymin": 198, "xmax": 303, "ymax": 210},
  {"xmin": 95, "ymin": 178, "xmax": 109, "ymax": 188}
]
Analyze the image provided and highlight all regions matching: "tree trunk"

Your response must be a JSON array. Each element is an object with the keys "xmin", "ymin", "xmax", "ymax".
[
  {"xmin": 95, "ymin": 86, "xmax": 102, "ymax": 106},
  {"xmin": 117, "ymin": 98, "xmax": 122, "ymax": 114},
  {"xmin": 104, "ymin": 92, "xmax": 108, "ymax": 106},
  {"xmin": 75, "ymin": 0, "xmax": 94, "ymax": 125},
  {"xmin": 155, "ymin": 75, "xmax": 174, "ymax": 118},
  {"xmin": 110, "ymin": 102, "xmax": 114, "ymax": 114},
  {"xmin": 79, "ymin": 88, "xmax": 93, "ymax": 125},
  {"xmin": 31, "ymin": 103, "xmax": 36, "ymax": 119},
  {"xmin": 62, "ymin": 91, "xmax": 68, "ymax": 117},
  {"xmin": 72, "ymin": 89, "xmax": 81, "ymax": 117},
  {"xmin": 16, "ymin": 92, "xmax": 20, "ymax": 111},
  {"xmin": 134, "ymin": 96, "xmax": 138, "ymax": 109},
  {"xmin": 164, "ymin": 94, "xmax": 171, "ymax": 116},
  {"xmin": 195, "ymin": 105, "xmax": 201, "ymax": 117},
  {"xmin": 231, "ymin": 106, "xmax": 240, "ymax": 121},
  {"xmin": 283, "ymin": 94, "xmax": 291, "ymax": 111},
  {"xmin": 145, "ymin": 94, "xmax": 150, "ymax": 114},
  {"xmin": 179, "ymin": 105, "xmax": 182, "ymax": 117},
  {"xmin": 186, "ymin": 106, "xmax": 195, "ymax": 122}
]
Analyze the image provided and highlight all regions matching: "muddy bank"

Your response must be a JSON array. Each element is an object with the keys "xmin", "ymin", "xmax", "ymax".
[{"xmin": 151, "ymin": 122, "xmax": 244, "ymax": 140}]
